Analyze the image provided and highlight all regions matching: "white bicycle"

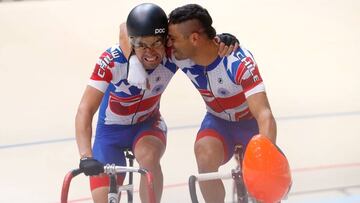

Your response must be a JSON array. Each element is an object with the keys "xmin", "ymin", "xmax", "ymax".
[{"xmin": 188, "ymin": 145, "xmax": 260, "ymax": 203}]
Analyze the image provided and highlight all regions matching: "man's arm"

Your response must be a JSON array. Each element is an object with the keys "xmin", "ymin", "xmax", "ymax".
[
  {"xmin": 119, "ymin": 22, "xmax": 132, "ymax": 58},
  {"xmin": 75, "ymin": 85, "xmax": 104, "ymax": 158},
  {"xmin": 246, "ymin": 92, "xmax": 277, "ymax": 143}
]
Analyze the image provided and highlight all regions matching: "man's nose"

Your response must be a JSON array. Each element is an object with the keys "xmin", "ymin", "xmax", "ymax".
[{"xmin": 143, "ymin": 47, "xmax": 157, "ymax": 53}]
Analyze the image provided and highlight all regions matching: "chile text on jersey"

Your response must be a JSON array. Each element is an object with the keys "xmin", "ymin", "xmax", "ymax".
[
  {"xmin": 89, "ymin": 45, "xmax": 177, "ymax": 125},
  {"xmin": 172, "ymin": 46, "xmax": 265, "ymax": 121}
]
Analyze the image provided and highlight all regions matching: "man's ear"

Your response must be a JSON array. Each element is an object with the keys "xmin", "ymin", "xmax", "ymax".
[
  {"xmin": 119, "ymin": 22, "xmax": 131, "ymax": 58},
  {"xmin": 190, "ymin": 32, "xmax": 200, "ymax": 45}
]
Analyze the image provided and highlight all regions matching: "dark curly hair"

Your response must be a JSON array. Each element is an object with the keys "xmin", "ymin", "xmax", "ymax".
[{"xmin": 168, "ymin": 4, "xmax": 216, "ymax": 39}]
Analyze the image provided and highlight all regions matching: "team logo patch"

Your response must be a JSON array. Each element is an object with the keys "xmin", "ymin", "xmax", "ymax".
[
  {"xmin": 217, "ymin": 87, "xmax": 229, "ymax": 96},
  {"xmin": 152, "ymin": 84, "xmax": 164, "ymax": 94}
]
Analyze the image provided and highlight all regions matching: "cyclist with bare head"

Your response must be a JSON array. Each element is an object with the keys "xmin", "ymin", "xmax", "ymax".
[
  {"xmin": 76, "ymin": 3, "xmax": 238, "ymax": 203},
  {"xmin": 167, "ymin": 4, "xmax": 278, "ymax": 203}
]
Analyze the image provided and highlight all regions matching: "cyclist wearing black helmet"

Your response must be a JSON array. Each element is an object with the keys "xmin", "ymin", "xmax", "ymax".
[
  {"xmin": 75, "ymin": 3, "xmax": 172, "ymax": 203},
  {"xmin": 75, "ymin": 3, "xmax": 238, "ymax": 203}
]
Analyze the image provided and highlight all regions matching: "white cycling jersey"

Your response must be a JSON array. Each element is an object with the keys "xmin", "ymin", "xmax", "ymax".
[
  {"xmin": 88, "ymin": 44, "xmax": 177, "ymax": 125},
  {"xmin": 171, "ymin": 46, "xmax": 265, "ymax": 121}
]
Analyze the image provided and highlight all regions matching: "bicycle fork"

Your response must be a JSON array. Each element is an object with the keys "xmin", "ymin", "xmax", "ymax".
[{"xmin": 232, "ymin": 168, "xmax": 248, "ymax": 203}]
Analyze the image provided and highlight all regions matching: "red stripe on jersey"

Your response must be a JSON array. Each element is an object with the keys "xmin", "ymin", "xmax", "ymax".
[
  {"xmin": 109, "ymin": 94, "xmax": 161, "ymax": 116},
  {"xmin": 200, "ymin": 90, "xmax": 246, "ymax": 113},
  {"xmin": 199, "ymin": 89, "xmax": 222, "ymax": 112},
  {"xmin": 235, "ymin": 61, "xmax": 247, "ymax": 84},
  {"xmin": 235, "ymin": 57, "xmax": 254, "ymax": 83},
  {"xmin": 216, "ymin": 92, "xmax": 246, "ymax": 109},
  {"xmin": 110, "ymin": 92, "xmax": 142, "ymax": 102},
  {"xmin": 241, "ymin": 64, "xmax": 263, "ymax": 92},
  {"xmin": 199, "ymin": 89, "xmax": 214, "ymax": 97}
]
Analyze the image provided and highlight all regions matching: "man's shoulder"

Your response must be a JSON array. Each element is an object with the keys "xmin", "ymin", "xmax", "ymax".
[
  {"xmin": 94, "ymin": 44, "xmax": 128, "ymax": 76},
  {"xmin": 224, "ymin": 46, "xmax": 256, "ymax": 70},
  {"xmin": 98, "ymin": 44, "xmax": 128, "ymax": 64},
  {"xmin": 227, "ymin": 46, "xmax": 253, "ymax": 60}
]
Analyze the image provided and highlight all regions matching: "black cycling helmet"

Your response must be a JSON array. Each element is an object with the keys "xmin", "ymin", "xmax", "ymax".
[{"xmin": 126, "ymin": 3, "xmax": 168, "ymax": 38}]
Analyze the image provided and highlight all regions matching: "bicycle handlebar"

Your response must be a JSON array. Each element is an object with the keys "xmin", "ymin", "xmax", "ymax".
[
  {"xmin": 61, "ymin": 168, "xmax": 83, "ymax": 203},
  {"xmin": 104, "ymin": 164, "xmax": 156, "ymax": 203},
  {"xmin": 188, "ymin": 175, "xmax": 199, "ymax": 203},
  {"xmin": 188, "ymin": 170, "xmax": 240, "ymax": 203},
  {"xmin": 60, "ymin": 165, "xmax": 156, "ymax": 203},
  {"xmin": 104, "ymin": 164, "xmax": 142, "ymax": 174}
]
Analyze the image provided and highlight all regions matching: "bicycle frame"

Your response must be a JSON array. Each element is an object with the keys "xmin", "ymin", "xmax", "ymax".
[
  {"xmin": 104, "ymin": 164, "xmax": 155, "ymax": 203},
  {"xmin": 188, "ymin": 169, "xmax": 247, "ymax": 203},
  {"xmin": 188, "ymin": 145, "xmax": 255, "ymax": 203},
  {"xmin": 108, "ymin": 150, "xmax": 137, "ymax": 203}
]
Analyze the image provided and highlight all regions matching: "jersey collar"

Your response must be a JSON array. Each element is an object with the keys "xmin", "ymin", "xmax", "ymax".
[{"xmin": 193, "ymin": 56, "xmax": 222, "ymax": 71}]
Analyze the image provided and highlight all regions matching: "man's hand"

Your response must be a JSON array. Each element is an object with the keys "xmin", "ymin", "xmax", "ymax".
[
  {"xmin": 119, "ymin": 22, "xmax": 132, "ymax": 58},
  {"xmin": 79, "ymin": 157, "xmax": 104, "ymax": 176},
  {"xmin": 215, "ymin": 33, "xmax": 240, "ymax": 57}
]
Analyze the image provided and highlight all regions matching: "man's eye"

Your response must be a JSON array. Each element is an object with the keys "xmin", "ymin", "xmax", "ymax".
[
  {"xmin": 153, "ymin": 41, "xmax": 163, "ymax": 47},
  {"xmin": 135, "ymin": 44, "xmax": 147, "ymax": 50}
]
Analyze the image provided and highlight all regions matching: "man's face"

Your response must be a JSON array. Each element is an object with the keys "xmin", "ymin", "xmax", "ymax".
[
  {"xmin": 132, "ymin": 36, "xmax": 166, "ymax": 69},
  {"xmin": 167, "ymin": 23, "xmax": 195, "ymax": 60}
]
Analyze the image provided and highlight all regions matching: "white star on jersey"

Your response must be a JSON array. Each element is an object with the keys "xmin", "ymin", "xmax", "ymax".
[
  {"xmin": 185, "ymin": 69, "xmax": 200, "ymax": 87},
  {"xmin": 226, "ymin": 56, "xmax": 238, "ymax": 74},
  {"xmin": 115, "ymin": 81, "xmax": 132, "ymax": 95}
]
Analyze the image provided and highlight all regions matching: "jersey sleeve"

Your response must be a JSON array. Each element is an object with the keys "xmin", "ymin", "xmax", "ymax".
[
  {"xmin": 88, "ymin": 46, "xmax": 127, "ymax": 92},
  {"xmin": 227, "ymin": 47, "xmax": 265, "ymax": 98}
]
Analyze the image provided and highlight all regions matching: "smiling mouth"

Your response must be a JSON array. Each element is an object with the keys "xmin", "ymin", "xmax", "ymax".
[{"xmin": 144, "ymin": 56, "xmax": 158, "ymax": 62}]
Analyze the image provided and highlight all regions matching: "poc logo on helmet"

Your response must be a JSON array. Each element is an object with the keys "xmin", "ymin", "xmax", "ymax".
[{"xmin": 154, "ymin": 28, "xmax": 166, "ymax": 34}]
